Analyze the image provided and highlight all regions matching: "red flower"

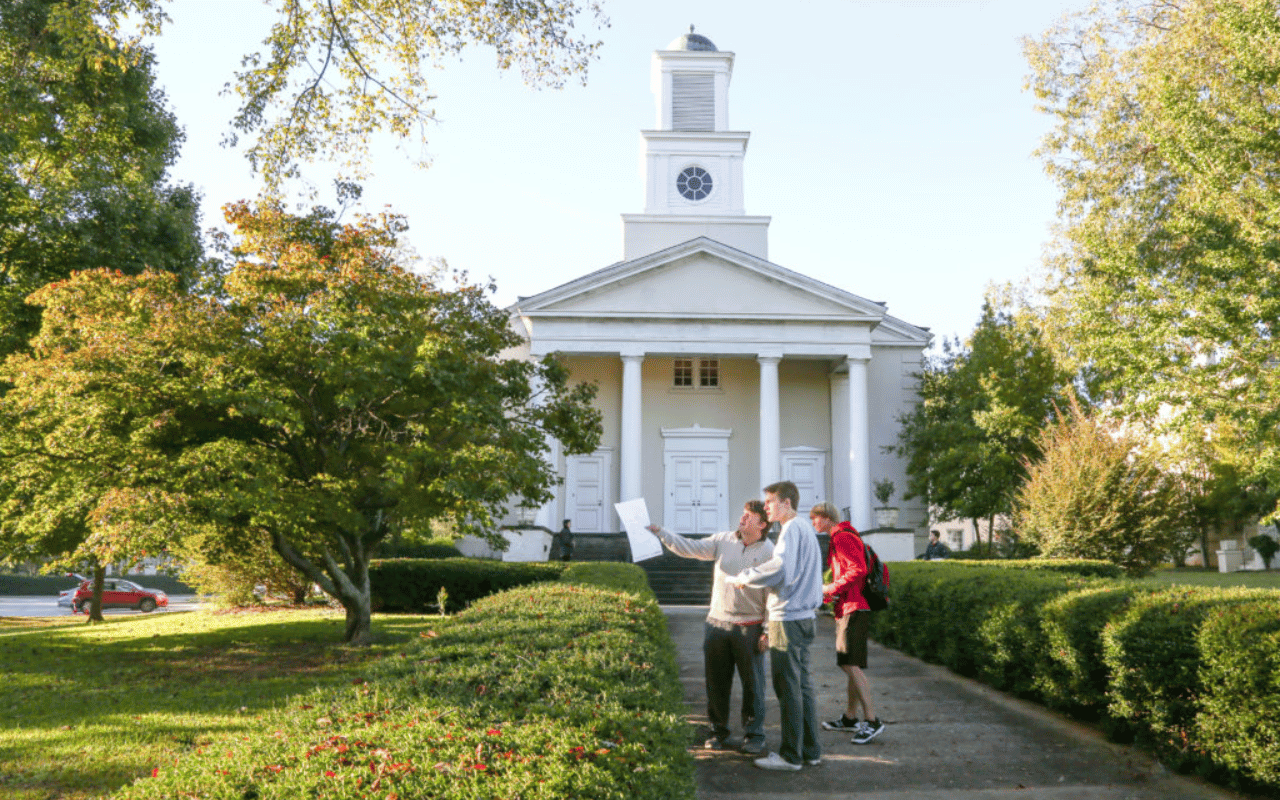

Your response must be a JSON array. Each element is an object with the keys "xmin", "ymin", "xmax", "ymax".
[
  {"xmin": 150, "ymin": 768, "xmax": 159, "ymax": 778},
  {"xmin": 486, "ymin": 728, "xmax": 501, "ymax": 736},
  {"xmin": 324, "ymin": 770, "xmax": 336, "ymax": 778}
]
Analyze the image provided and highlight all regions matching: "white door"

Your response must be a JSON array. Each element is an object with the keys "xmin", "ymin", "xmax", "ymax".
[
  {"xmin": 566, "ymin": 450, "xmax": 613, "ymax": 532},
  {"xmin": 783, "ymin": 447, "xmax": 827, "ymax": 517},
  {"xmin": 666, "ymin": 453, "xmax": 728, "ymax": 535}
]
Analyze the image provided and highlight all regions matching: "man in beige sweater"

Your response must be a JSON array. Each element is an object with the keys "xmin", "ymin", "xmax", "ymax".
[{"xmin": 648, "ymin": 500, "xmax": 774, "ymax": 754}]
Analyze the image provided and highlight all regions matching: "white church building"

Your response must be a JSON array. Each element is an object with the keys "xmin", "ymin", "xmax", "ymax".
[{"xmin": 508, "ymin": 29, "xmax": 932, "ymax": 550}]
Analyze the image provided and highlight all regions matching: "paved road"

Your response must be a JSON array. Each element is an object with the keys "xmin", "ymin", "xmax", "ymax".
[
  {"xmin": 663, "ymin": 606, "xmax": 1255, "ymax": 800},
  {"xmin": 0, "ymin": 595, "xmax": 200, "ymax": 617}
]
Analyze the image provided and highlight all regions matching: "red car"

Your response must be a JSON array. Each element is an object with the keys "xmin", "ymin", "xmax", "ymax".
[{"xmin": 71, "ymin": 578, "xmax": 169, "ymax": 613}]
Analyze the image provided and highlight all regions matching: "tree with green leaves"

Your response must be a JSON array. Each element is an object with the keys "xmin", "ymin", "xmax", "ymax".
[
  {"xmin": 1015, "ymin": 397, "xmax": 1194, "ymax": 576},
  {"xmin": 896, "ymin": 297, "xmax": 1070, "ymax": 551},
  {"xmin": 0, "ymin": 0, "xmax": 203, "ymax": 364},
  {"xmin": 56, "ymin": 0, "xmax": 609, "ymax": 191},
  {"xmin": 1026, "ymin": 0, "xmax": 1280, "ymax": 512},
  {"xmin": 0, "ymin": 0, "xmax": 203, "ymax": 619},
  {"xmin": 0, "ymin": 202, "xmax": 601, "ymax": 643}
]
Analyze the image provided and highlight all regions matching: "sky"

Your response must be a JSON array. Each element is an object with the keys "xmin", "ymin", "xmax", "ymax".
[{"xmin": 144, "ymin": 0, "xmax": 1087, "ymax": 348}]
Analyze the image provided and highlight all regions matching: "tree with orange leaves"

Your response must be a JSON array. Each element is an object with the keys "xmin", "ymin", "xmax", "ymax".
[{"xmin": 0, "ymin": 201, "xmax": 600, "ymax": 642}]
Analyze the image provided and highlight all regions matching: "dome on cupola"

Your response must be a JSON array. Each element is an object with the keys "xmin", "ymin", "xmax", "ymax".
[{"xmin": 667, "ymin": 25, "xmax": 717, "ymax": 51}]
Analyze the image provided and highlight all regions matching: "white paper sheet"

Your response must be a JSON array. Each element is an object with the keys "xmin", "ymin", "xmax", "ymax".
[{"xmin": 615, "ymin": 498, "xmax": 663, "ymax": 562}]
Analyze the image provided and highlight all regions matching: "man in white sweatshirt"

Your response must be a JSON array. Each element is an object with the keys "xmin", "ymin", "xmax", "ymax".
[
  {"xmin": 647, "ymin": 500, "xmax": 774, "ymax": 754},
  {"xmin": 726, "ymin": 480, "xmax": 825, "ymax": 771}
]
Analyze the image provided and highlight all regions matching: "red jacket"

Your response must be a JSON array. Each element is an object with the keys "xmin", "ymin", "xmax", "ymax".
[{"xmin": 825, "ymin": 522, "xmax": 868, "ymax": 616}]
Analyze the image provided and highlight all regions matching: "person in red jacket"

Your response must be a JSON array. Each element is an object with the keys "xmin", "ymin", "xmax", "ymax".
[{"xmin": 810, "ymin": 502, "xmax": 885, "ymax": 744}]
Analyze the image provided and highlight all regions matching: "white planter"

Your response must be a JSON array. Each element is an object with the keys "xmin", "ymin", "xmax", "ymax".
[
  {"xmin": 861, "ymin": 532, "xmax": 915, "ymax": 562},
  {"xmin": 1217, "ymin": 548, "xmax": 1245, "ymax": 573},
  {"xmin": 874, "ymin": 507, "xmax": 899, "ymax": 529},
  {"xmin": 455, "ymin": 529, "xmax": 553, "ymax": 562}
]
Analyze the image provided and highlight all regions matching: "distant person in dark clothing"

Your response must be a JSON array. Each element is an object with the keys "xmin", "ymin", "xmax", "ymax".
[
  {"xmin": 917, "ymin": 530, "xmax": 951, "ymax": 560},
  {"xmin": 552, "ymin": 519, "xmax": 574, "ymax": 562}
]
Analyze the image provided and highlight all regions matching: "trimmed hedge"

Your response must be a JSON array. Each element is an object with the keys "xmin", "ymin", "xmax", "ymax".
[
  {"xmin": 870, "ymin": 562, "xmax": 1098, "ymax": 695},
  {"xmin": 560, "ymin": 562, "xmax": 656, "ymax": 601},
  {"xmin": 931, "ymin": 558, "xmax": 1124, "ymax": 579},
  {"xmin": 870, "ymin": 562, "xmax": 1280, "ymax": 795},
  {"xmin": 369, "ymin": 558, "xmax": 566, "ymax": 613},
  {"xmin": 117, "ymin": 564, "xmax": 695, "ymax": 800},
  {"xmin": 374, "ymin": 539, "xmax": 464, "ymax": 559},
  {"xmin": 1197, "ymin": 596, "xmax": 1280, "ymax": 786},
  {"xmin": 1101, "ymin": 587, "xmax": 1277, "ymax": 777},
  {"xmin": 1036, "ymin": 583, "xmax": 1150, "ymax": 719},
  {"xmin": 0, "ymin": 573, "xmax": 196, "ymax": 596}
]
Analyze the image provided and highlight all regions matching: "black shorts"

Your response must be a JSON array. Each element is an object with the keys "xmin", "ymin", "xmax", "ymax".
[{"xmin": 835, "ymin": 610, "xmax": 870, "ymax": 668}]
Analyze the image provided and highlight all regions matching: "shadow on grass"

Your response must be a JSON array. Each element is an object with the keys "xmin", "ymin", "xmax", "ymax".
[{"xmin": 0, "ymin": 610, "xmax": 434, "ymax": 799}]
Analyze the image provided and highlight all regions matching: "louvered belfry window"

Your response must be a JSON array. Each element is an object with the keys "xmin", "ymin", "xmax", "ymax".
[{"xmin": 672, "ymin": 72, "xmax": 714, "ymax": 131}]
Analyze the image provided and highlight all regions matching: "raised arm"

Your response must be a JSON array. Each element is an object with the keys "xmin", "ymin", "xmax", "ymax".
[{"xmin": 646, "ymin": 525, "xmax": 719, "ymax": 562}]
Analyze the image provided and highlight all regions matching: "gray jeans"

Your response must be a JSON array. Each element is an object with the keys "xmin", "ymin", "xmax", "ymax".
[{"xmin": 769, "ymin": 617, "xmax": 821, "ymax": 765}]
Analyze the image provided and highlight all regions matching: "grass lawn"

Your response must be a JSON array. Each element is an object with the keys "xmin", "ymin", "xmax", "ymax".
[
  {"xmin": 1145, "ymin": 566, "xmax": 1280, "ymax": 589},
  {"xmin": 0, "ymin": 608, "xmax": 437, "ymax": 800}
]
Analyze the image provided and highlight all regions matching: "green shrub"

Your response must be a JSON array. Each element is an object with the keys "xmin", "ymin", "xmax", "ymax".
[
  {"xmin": 872, "ymin": 562, "xmax": 1280, "ymax": 795},
  {"xmin": 1101, "ymin": 586, "xmax": 1273, "ymax": 770},
  {"xmin": 869, "ymin": 562, "xmax": 1095, "ymax": 694},
  {"xmin": 117, "ymin": 583, "xmax": 695, "ymax": 800},
  {"xmin": 948, "ymin": 543, "xmax": 1000, "ymax": 560},
  {"xmin": 1014, "ymin": 399, "xmax": 1195, "ymax": 577},
  {"xmin": 1247, "ymin": 535, "xmax": 1279, "ymax": 571},
  {"xmin": 375, "ymin": 537, "xmax": 464, "ymax": 559},
  {"xmin": 938, "ymin": 558, "xmax": 1123, "ymax": 579},
  {"xmin": 1196, "ymin": 596, "xmax": 1280, "ymax": 789},
  {"xmin": 868, "ymin": 562, "xmax": 951, "ymax": 662},
  {"xmin": 560, "ymin": 562, "xmax": 656, "ymax": 601},
  {"xmin": 1035, "ymin": 583, "xmax": 1150, "ymax": 718},
  {"xmin": 0, "ymin": 573, "xmax": 195, "ymax": 597},
  {"xmin": 369, "ymin": 558, "xmax": 566, "ymax": 613}
]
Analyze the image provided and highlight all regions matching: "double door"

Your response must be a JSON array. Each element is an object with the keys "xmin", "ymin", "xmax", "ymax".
[{"xmin": 665, "ymin": 453, "xmax": 728, "ymax": 535}]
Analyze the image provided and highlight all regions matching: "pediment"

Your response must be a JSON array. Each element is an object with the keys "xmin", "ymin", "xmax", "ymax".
[{"xmin": 517, "ymin": 238, "xmax": 888, "ymax": 322}]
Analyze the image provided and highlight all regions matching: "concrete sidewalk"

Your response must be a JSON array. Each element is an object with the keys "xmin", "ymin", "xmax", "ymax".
[{"xmin": 662, "ymin": 607, "xmax": 1254, "ymax": 800}]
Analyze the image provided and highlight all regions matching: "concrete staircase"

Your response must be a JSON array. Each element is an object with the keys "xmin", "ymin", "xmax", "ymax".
[
  {"xmin": 637, "ymin": 554, "xmax": 715, "ymax": 605},
  {"xmin": 568, "ymin": 531, "xmax": 831, "ymax": 605},
  {"xmin": 565, "ymin": 533, "xmax": 714, "ymax": 605}
]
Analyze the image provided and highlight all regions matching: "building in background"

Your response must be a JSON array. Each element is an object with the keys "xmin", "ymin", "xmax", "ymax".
[{"xmin": 508, "ymin": 29, "xmax": 931, "ymax": 547}]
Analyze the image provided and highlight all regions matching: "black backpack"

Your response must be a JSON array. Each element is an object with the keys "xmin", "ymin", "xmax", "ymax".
[{"xmin": 862, "ymin": 541, "xmax": 890, "ymax": 611}]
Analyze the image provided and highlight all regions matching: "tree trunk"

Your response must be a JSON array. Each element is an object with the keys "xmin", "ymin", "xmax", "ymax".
[
  {"xmin": 270, "ymin": 527, "xmax": 377, "ymax": 645},
  {"xmin": 87, "ymin": 563, "xmax": 105, "ymax": 622},
  {"xmin": 987, "ymin": 514, "xmax": 996, "ymax": 557},
  {"xmin": 343, "ymin": 593, "xmax": 373, "ymax": 645},
  {"xmin": 971, "ymin": 518, "xmax": 981, "ymax": 555},
  {"xmin": 1200, "ymin": 522, "xmax": 1211, "ymax": 569}
]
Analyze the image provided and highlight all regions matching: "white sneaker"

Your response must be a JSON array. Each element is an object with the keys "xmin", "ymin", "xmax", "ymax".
[
  {"xmin": 805, "ymin": 758, "xmax": 822, "ymax": 766},
  {"xmin": 753, "ymin": 752, "xmax": 802, "ymax": 771}
]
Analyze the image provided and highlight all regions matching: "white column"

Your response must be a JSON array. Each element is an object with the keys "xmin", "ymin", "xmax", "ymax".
[
  {"xmin": 847, "ymin": 357, "xmax": 872, "ymax": 531},
  {"xmin": 526, "ymin": 369, "xmax": 560, "ymax": 530},
  {"xmin": 829, "ymin": 372, "xmax": 851, "ymax": 521},
  {"xmin": 620, "ymin": 353, "xmax": 644, "ymax": 502},
  {"xmin": 758, "ymin": 354, "xmax": 781, "ymax": 490},
  {"xmin": 533, "ymin": 437, "xmax": 561, "ymax": 530}
]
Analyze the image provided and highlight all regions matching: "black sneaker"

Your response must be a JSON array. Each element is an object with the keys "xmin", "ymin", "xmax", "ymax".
[
  {"xmin": 820, "ymin": 715, "xmax": 860, "ymax": 732},
  {"xmin": 851, "ymin": 718, "xmax": 885, "ymax": 744}
]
